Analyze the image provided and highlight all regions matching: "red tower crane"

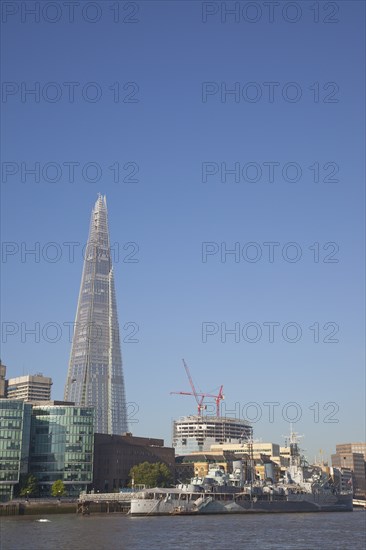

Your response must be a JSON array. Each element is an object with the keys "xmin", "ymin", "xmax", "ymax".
[{"xmin": 170, "ymin": 359, "xmax": 224, "ymax": 417}]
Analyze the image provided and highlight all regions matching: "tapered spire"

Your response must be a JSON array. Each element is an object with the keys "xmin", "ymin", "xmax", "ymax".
[{"xmin": 64, "ymin": 196, "xmax": 128, "ymax": 434}]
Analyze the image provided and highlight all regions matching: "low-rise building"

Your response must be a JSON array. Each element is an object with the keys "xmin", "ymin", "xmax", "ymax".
[
  {"xmin": 0, "ymin": 399, "xmax": 94, "ymax": 500},
  {"xmin": 331, "ymin": 447, "xmax": 366, "ymax": 499},
  {"xmin": 175, "ymin": 450, "xmax": 238, "ymax": 481},
  {"xmin": 175, "ymin": 448, "xmax": 281, "ymax": 484},
  {"xmin": 93, "ymin": 433, "xmax": 175, "ymax": 492},
  {"xmin": 6, "ymin": 374, "xmax": 52, "ymax": 402},
  {"xmin": 330, "ymin": 467, "xmax": 353, "ymax": 493},
  {"xmin": 211, "ymin": 442, "xmax": 280, "ymax": 460}
]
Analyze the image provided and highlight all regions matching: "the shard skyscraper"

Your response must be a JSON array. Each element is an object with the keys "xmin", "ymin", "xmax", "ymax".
[{"xmin": 64, "ymin": 195, "xmax": 128, "ymax": 434}]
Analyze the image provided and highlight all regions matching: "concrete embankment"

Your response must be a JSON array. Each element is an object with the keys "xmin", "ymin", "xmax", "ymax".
[
  {"xmin": 0, "ymin": 500, "xmax": 76, "ymax": 516},
  {"xmin": 0, "ymin": 498, "xmax": 131, "ymax": 516}
]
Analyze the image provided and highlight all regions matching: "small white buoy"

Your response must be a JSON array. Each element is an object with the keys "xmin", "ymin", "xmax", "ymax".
[{"xmin": 36, "ymin": 519, "xmax": 51, "ymax": 522}]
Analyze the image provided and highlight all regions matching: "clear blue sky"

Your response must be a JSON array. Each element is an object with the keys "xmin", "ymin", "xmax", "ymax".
[{"xmin": 1, "ymin": 1, "xmax": 365, "ymax": 461}]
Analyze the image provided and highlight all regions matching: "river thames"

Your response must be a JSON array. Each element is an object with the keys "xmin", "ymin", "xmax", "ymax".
[{"xmin": 1, "ymin": 511, "xmax": 365, "ymax": 549}]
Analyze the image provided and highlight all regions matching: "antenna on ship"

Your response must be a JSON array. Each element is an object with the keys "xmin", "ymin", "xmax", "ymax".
[{"xmin": 282, "ymin": 425, "xmax": 304, "ymax": 468}]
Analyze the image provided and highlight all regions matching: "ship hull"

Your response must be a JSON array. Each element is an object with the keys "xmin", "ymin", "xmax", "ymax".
[{"xmin": 130, "ymin": 492, "xmax": 353, "ymax": 516}]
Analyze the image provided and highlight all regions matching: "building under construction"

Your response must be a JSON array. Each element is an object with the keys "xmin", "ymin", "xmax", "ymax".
[{"xmin": 173, "ymin": 415, "xmax": 252, "ymax": 456}]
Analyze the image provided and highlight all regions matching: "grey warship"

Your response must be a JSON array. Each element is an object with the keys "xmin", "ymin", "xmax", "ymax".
[{"xmin": 130, "ymin": 431, "xmax": 353, "ymax": 516}]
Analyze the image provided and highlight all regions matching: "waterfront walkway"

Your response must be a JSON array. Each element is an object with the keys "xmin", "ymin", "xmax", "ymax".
[{"xmin": 77, "ymin": 492, "xmax": 133, "ymax": 514}]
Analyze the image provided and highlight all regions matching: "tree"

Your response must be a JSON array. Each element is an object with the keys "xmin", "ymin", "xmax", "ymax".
[
  {"xmin": 19, "ymin": 474, "xmax": 38, "ymax": 498},
  {"xmin": 129, "ymin": 462, "xmax": 173, "ymax": 488},
  {"xmin": 51, "ymin": 479, "xmax": 66, "ymax": 498}
]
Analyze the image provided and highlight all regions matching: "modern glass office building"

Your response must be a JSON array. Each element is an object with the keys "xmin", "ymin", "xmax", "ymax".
[
  {"xmin": 64, "ymin": 195, "xmax": 128, "ymax": 435},
  {"xmin": 0, "ymin": 399, "xmax": 32, "ymax": 501},
  {"xmin": 29, "ymin": 404, "xmax": 94, "ymax": 497},
  {"xmin": 0, "ymin": 400, "xmax": 94, "ymax": 500}
]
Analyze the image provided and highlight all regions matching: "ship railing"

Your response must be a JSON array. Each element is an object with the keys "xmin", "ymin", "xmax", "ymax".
[{"xmin": 78, "ymin": 493, "xmax": 133, "ymax": 502}]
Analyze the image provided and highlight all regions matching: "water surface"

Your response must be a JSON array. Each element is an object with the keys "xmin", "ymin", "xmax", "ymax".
[{"xmin": 1, "ymin": 511, "xmax": 365, "ymax": 549}]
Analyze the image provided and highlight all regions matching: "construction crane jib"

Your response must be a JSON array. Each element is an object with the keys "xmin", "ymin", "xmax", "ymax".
[{"xmin": 170, "ymin": 359, "xmax": 224, "ymax": 417}]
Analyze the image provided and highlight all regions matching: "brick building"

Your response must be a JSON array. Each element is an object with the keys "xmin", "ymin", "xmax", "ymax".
[{"xmin": 93, "ymin": 433, "xmax": 175, "ymax": 492}]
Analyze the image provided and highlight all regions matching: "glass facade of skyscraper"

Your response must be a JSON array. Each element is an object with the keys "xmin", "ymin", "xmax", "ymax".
[
  {"xmin": 29, "ymin": 405, "xmax": 94, "ymax": 497},
  {"xmin": 64, "ymin": 195, "xmax": 128, "ymax": 435},
  {"xmin": 0, "ymin": 399, "xmax": 32, "ymax": 501},
  {"xmin": 0, "ymin": 400, "xmax": 95, "ymax": 501}
]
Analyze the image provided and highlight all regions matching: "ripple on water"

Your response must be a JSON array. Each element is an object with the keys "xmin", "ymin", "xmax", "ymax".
[{"xmin": 1, "ymin": 511, "xmax": 365, "ymax": 550}]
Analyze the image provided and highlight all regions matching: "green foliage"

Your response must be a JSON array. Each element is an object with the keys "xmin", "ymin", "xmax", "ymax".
[
  {"xmin": 129, "ymin": 461, "xmax": 173, "ymax": 488},
  {"xmin": 19, "ymin": 474, "xmax": 38, "ymax": 497},
  {"xmin": 51, "ymin": 479, "xmax": 66, "ymax": 497}
]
